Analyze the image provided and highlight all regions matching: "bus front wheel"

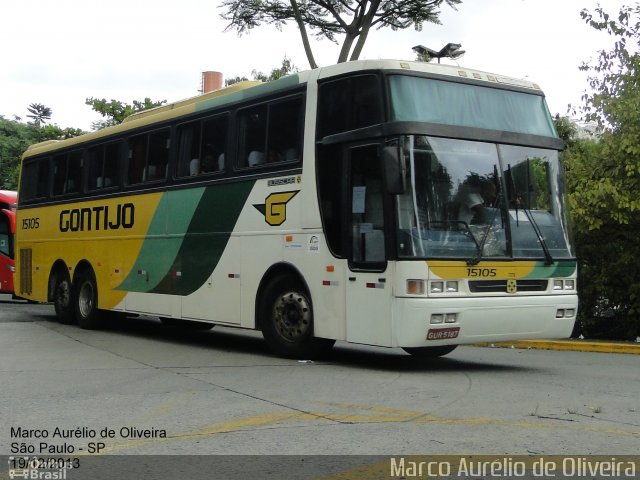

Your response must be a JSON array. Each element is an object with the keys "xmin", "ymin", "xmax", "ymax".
[
  {"xmin": 402, "ymin": 345, "xmax": 458, "ymax": 358},
  {"xmin": 260, "ymin": 276, "xmax": 334, "ymax": 359},
  {"xmin": 53, "ymin": 276, "xmax": 75, "ymax": 324},
  {"xmin": 74, "ymin": 269, "xmax": 103, "ymax": 330}
]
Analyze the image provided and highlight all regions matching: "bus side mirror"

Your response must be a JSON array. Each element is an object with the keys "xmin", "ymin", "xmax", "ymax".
[{"xmin": 382, "ymin": 146, "xmax": 406, "ymax": 195}]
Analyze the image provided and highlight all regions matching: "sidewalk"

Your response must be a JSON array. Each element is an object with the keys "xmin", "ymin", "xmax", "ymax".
[{"xmin": 482, "ymin": 339, "xmax": 640, "ymax": 355}]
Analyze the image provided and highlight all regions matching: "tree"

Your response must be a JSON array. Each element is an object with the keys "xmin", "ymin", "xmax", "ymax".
[
  {"xmin": 252, "ymin": 55, "xmax": 299, "ymax": 82},
  {"xmin": 0, "ymin": 117, "xmax": 84, "ymax": 190},
  {"xmin": 26, "ymin": 103, "xmax": 52, "ymax": 127},
  {"xmin": 220, "ymin": 0, "xmax": 461, "ymax": 69},
  {"xmin": 85, "ymin": 97, "xmax": 167, "ymax": 130},
  {"xmin": 561, "ymin": 4, "xmax": 640, "ymax": 340},
  {"xmin": 226, "ymin": 56, "xmax": 299, "ymax": 86}
]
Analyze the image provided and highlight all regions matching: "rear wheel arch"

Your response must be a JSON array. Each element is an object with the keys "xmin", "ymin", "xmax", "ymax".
[
  {"xmin": 255, "ymin": 263, "xmax": 310, "ymax": 331},
  {"xmin": 256, "ymin": 263, "xmax": 334, "ymax": 358},
  {"xmin": 48, "ymin": 260, "xmax": 70, "ymax": 301},
  {"xmin": 72, "ymin": 261, "xmax": 104, "ymax": 329}
]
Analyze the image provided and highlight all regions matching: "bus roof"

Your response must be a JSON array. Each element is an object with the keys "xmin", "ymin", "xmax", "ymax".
[{"xmin": 22, "ymin": 59, "xmax": 544, "ymax": 159}]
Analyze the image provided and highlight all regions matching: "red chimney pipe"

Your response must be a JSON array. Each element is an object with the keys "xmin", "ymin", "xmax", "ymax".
[{"xmin": 202, "ymin": 71, "xmax": 223, "ymax": 93}]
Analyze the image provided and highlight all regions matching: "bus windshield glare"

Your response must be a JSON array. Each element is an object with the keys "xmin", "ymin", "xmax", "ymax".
[{"xmin": 395, "ymin": 136, "xmax": 574, "ymax": 261}]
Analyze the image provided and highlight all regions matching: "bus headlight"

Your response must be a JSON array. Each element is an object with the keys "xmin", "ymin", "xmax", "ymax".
[
  {"xmin": 554, "ymin": 279, "xmax": 576, "ymax": 291},
  {"xmin": 446, "ymin": 281, "xmax": 459, "ymax": 293},
  {"xmin": 430, "ymin": 281, "xmax": 444, "ymax": 294}
]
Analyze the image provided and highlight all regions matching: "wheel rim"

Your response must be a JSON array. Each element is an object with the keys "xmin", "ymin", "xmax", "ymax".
[
  {"xmin": 78, "ymin": 281, "xmax": 95, "ymax": 318},
  {"xmin": 272, "ymin": 291, "xmax": 311, "ymax": 342}
]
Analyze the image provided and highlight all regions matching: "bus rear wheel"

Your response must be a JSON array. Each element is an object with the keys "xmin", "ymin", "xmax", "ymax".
[
  {"xmin": 53, "ymin": 276, "xmax": 75, "ymax": 324},
  {"xmin": 260, "ymin": 275, "xmax": 334, "ymax": 359},
  {"xmin": 402, "ymin": 345, "xmax": 458, "ymax": 358},
  {"xmin": 74, "ymin": 269, "xmax": 104, "ymax": 330}
]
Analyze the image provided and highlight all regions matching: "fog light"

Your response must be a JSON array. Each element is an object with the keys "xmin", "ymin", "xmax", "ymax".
[
  {"xmin": 430, "ymin": 281, "xmax": 444, "ymax": 294},
  {"xmin": 406, "ymin": 279, "xmax": 425, "ymax": 295},
  {"xmin": 556, "ymin": 309, "xmax": 565, "ymax": 318},
  {"xmin": 445, "ymin": 313, "xmax": 457, "ymax": 323},
  {"xmin": 565, "ymin": 309, "xmax": 575, "ymax": 318},
  {"xmin": 564, "ymin": 280, "xmax": 575, "ymax": 290},
  {"xmin": 553, "ymin": 280, "xmax": 563, "ymax": 290},
  {"xmin": 431, "ymin": 314, "xmax": 444, "ymax": 324},
  {"xmin": 446, "ymin": 281, "xmax": 459, "ymax": 293}
]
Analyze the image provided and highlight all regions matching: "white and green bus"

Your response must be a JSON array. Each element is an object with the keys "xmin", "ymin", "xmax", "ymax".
[{"xmin": 16, "ymin": 59, "xmax": 577, "ymax": 358}]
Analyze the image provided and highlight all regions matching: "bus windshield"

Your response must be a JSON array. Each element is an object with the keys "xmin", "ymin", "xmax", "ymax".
[
  {"xmin": 389, "ymin": 75, "xmax": 557, "ymax": 137},
  {"xmin": 395, "ymin": 136, "xmax": 574, "ymax": 260}
]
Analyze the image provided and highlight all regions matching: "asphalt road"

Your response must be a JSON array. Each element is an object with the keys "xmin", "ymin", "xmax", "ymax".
[{"xmin": 1, "ymin": 295, "xmax": 638, "ymax": 478}]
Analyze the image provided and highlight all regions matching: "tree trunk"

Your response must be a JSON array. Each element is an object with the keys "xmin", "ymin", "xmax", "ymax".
[
  {"xmin": 338, "ymin": 32, "xmax": 357, "ymax": 63},
  {"xmin": 290, "ymin": 0, "xmax": 318, "ymax": 69},
  {"xmin": 349, "ymin": 0, "xmax": 381, "ymax": 61}
]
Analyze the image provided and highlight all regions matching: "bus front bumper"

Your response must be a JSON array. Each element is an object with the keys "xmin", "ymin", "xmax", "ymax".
[{"xmin": 394, "ymin": 294, "xmax": 578, "ymax": 348}]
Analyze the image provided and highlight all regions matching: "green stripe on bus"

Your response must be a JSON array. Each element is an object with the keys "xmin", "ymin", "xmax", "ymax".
[
  {"xmin": 116, "ymin": 188, "xmax": 206, "ymax": 293},
  {"xmin": 195, "ymin": 75, "xmax": 301, "ymax": 113},
  {"xmin": 525, "ymin": 259, "xmax": 576, "ymax": 279},
  {"xmin": 149, "ymin": 180, "xmax": 255, "ymax": 296}
]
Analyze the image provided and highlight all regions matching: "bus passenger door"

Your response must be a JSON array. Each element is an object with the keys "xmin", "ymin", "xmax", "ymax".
[{"xmin": 345, "ymin": 145, "xmax": 393, "ymax": 346}]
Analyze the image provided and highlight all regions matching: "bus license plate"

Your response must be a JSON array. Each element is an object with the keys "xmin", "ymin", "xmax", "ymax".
[{"xmin": 426, "ymin": 327, "xmax": 460, "ymax": 340}]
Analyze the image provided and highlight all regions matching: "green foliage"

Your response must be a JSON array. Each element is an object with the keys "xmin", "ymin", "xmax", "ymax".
[
  {"xmin": 219, "ymin": 0, "xmax": 461, "ymax": 67},
  {"xmin": 252, "ymin": 56, "xmax": 298, "ymax": 82},
  {"xmin": 226, "ymin": 56, "xmax": 299, "ymax": 86},
  {"xmin": 85, "ymin": 97, "xmax": 167, "ymax": 130},
  {"xmin": 0, "ymin": 114, "xmax": 85, "ymax": 190},
  {"xmin": 560, "ymin": 5, "xmax": 640, "ymax": 340}
]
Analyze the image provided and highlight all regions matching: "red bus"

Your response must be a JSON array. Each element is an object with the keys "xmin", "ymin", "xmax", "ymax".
[{"xmin": 0, "ymin": 190, "xmax": 17, "ymax": 294}]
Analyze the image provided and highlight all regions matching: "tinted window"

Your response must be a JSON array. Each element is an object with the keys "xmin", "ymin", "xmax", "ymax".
[
  {"xmin": 20, "ymin": 159, "xmax": 50, "ymax": 201},
  {"xmin": 127, "ymin": 129, "xmax": 170, "ymax": 185},
  {"xmin": 236, "ymin": 97, "xmax": 302, "ymax": 169},
  {"xmin": 317, "ymin": 74, "xmax": 383, "ymax": 139},
  {"xmin": 53, "ymin": 151, "xmax": 83, "ymax": 195},
  {"xmin": 88, "ymin": 142, "xmax": 121, "ymax": 190},
  {"xmin": 177, "ymin": 115, "xmax": 228, "ymax": 177}
]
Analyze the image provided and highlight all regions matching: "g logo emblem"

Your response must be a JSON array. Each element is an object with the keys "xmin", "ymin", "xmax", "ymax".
[
  {"xmin": 506, "ymin": 279, "xmax": 518, "ymax": 294},
  {"xmin": 254, "ymin": 191, "xmax": 299, "ymax": 226}
]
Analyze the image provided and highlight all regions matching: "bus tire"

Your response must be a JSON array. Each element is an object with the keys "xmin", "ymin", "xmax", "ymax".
[
  {"xmin": 402, "ymin": 345, "xmax": 458, "ymax": 358},
  {"xmin": 53, "ymin": 275, "xmax": 75, "ymax": 324},
  {"xmin": 260, "ymin": 275, "xmax": 334, "ymax": 359},
  {"xmin": 74, "ymin": 269, "xmax": 103, "ymax": 330}
]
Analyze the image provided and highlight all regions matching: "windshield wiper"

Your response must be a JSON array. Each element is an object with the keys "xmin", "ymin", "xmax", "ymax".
[
  {"xmin": 466, "ymin": 205, "xmax": 501, "ymax": 266},
  {"xmin": 520, "ymin": 206, "xmax": 554, "ymax": 265},
  {"xmin": 466, "ymin": 175, "xmax": 502, "ymax": 266},
  {"xmin": 506, "ymin": 164, "xmax": 554, "ymax": 266}
]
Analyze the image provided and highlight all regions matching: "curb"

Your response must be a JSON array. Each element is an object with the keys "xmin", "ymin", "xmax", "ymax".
[{"xmin": 480, "ymin": 340, "xmax": 640, "ymax": 355}]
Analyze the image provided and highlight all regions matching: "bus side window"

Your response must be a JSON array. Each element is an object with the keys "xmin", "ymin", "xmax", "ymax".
[
  {"xmin": 53, "ymin": 154, "xmax": 68, "ymax": 196},
  {"xmin": 87, "ymin": 145, "xmax": 104, "ymax": 190},
  {"xmin": 127, "ymin": 135, "xmax": 147, "ymax": 184},
  {"xmin": 0, "ymin": 216, "xmax": 10, "ymax": 257},
  {"xmin": 66, "ymin": 151, "xmax": 83, "ymax": 193},
  {"xmin": 237, "ymin": 105, "xmax": 267, "ymax": 168},
  {"xmin": 267, "ymin": 98, "xmax": 301, "ymax": 163},
  {"xmin": 177, "ymin": 121, "xmax": 202, "ymax": 177},
  {"xmin": 317, "ymin": 74, "xmax": 383, "ymax": 140},
  {"xmin": 201, "ymin": 115, "xmax": 228, "ymax": 173},
  {"xmin": 147, "ymin": 130, "xmax": 170, "ymax": 181},
  {"xmin": 103, "ymin": 141, "xmax": 121, "ymax": 188}
]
